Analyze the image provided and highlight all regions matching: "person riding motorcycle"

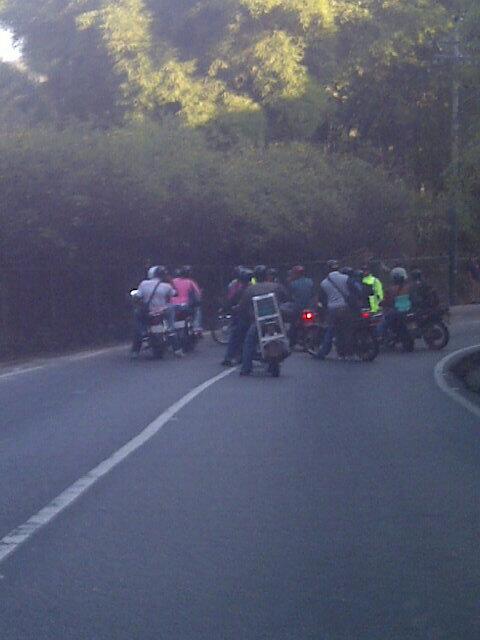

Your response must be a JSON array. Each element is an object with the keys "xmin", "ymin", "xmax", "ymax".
[
  {"xmin": 409, "ymin": 269, "xmax": 439, "ymax": 312},
  {"xmin": 284, "ymin": 265, "xmax": 315, "ymax": 348},
  {"xmin": 362, "ymin": 264, "xmax": 384, "ymax": 313},
  {"xmin": 132, "ymin": 265, "xmax": 182, "ymax": 357},
  {"xmin": 378, "ymin": 267, "xmax": 413, "ymax": 349},
  {"xmin": 221, "ymin": 268, "xmax": 254, "ymax": 366},
  {"xmin": 238, "ymin": 265, "xmax": 288, "ymax": 376},
  {"xmin": 172, "ymin": 265, "xmax": 203, "ymax": 335}
]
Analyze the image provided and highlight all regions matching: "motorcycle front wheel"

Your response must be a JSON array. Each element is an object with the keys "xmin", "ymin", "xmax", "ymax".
[
  {"xmin": 422, "ymin": 321, "xmax": 449, "ymax": 350},
  {"xmin": 303, "ymin": 325, "xmax": 322, "ymax": 353},
  {"xmin": 211, "ymin": 315, "xmax": 232, "ymax": 345}
]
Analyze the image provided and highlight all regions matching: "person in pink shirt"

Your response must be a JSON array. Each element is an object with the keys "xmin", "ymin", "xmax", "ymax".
[{"xmin": 172, "ymin": 265, "xmax": 203, "ymax": 334}]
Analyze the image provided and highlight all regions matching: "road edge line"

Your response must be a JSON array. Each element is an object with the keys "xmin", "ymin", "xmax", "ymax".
[
  {"xmin": 434, "ymin": 344, "xmax": 480, "ymax": 420},
  {"xmin": 0, "ymin": 366, "xmax": 237, "ymax": 565}
]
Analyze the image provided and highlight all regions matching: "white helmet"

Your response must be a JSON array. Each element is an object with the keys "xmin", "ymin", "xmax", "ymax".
[{"xmin": 390, "ymin": 267, "xmax": 408, "ymax": 283}]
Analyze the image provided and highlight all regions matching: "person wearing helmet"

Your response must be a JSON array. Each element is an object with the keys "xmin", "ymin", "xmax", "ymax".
[
  {"xmin": 409, "ymin": 269, "xmax": 439, "ymax": 312},
  {"xmin": 132, "ymin": 266, "xmax": 182, "ymax": 357},
  {"xmin": 172, "ymin": 265, "xmax": 203, "ymax": 335},
  {"xmin": 237, "ymin": 265, "xmax": 288, "ymax": 375},
  {"xmin": 314, "ymin": 260, "xmax": 359, "ymax": 359},
  {"xmin": 362, "ymin": 264, "xmax": 384, "ymax": 313},
  {"xmin": 284, "ymin": 265, "xmax": 315, "ymax": 348},
  {"xmin": 378, "ymin": 267, "xmax": 413, "ymax": 348},
  {"xmin": 221, "ymin": 268, "xmax": 254, "ymax": 365}
]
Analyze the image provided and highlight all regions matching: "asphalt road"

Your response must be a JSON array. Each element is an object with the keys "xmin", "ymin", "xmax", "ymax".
[{"xmin": 0, "ymin": 308, "xmax": 479, "ymax": 639}]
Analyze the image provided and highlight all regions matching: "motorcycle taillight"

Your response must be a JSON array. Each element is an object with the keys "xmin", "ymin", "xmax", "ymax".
[{"xmin": 302, "ymin": 311, "xmax": 315, "ymax": 323}]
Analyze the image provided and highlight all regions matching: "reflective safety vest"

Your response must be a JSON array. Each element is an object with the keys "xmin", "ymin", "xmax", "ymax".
[{"xmin": 362, "ymin": 274, "xmax": 384, "ymax": 313}]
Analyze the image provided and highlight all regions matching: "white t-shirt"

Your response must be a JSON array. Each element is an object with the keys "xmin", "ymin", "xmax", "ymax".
[{"xmin": 137, "ymin": 279, "xmax": 176, "ymax": 313}]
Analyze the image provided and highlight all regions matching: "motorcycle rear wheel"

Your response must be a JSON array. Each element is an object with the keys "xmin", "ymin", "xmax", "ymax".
[
  {"xmin": 355, "ymin": 333, "xmax": 379, "ymax": 362},
  {"xmin": 423, "ymin": 321, "xmax": 449, "ymax": 350},
  {"xmin": 269, "ymin": 362, "xmax": 281, "ymax": 377},
  {"xmin": 303, "ymin": 326, "xmax": 322, "ymax": 353},
  {"xmin": 151, "ymin": 344, "xmax": 164, "ymax": 359}
]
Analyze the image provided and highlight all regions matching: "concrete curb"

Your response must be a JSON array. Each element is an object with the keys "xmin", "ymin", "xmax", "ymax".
[{"xmin": 434, "ymin": 344, "xmax": 480, "ymax": 420}]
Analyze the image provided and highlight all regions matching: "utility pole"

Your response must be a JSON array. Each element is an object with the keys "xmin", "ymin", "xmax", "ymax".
[{"xmin": 448, "ymin": 16, "xmax": 461, "ymax": 306}]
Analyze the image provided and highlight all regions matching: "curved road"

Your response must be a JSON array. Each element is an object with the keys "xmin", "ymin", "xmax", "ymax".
[{"xmin": 0, "ymin": 308, "xmax": 479, "ymax": 639}]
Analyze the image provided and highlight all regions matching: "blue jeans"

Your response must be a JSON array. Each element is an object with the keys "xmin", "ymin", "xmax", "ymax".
[
  {"xmin": 240, "ymin": 323, "xmax": 259, "ymax": 374},
  {"xmin": 316, "ymin": 324, "xmax": 335, "ymax": 359},
  {"xmin": 224, "ymin": 316, "xmax": 249, "ymax": 362},
  {"xmin": 316, "ymin": 307, "xmax": 352, "ymax": 358}
]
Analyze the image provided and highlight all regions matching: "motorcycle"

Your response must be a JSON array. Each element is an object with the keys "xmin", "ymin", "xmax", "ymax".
[
  {"xmin": 381, "ymin": 305, "xmax": 450, "ymax": 352},
  {"xmin": 130, "ymin": 291, "xmax": 196, "ymax": 358},
  {"xmin": 174, "ymin": 305, "xmax": 198, "ymax": 353},
  {"xmin": 291, "ymin": 306, "xmax": 324, "ymax": 352},
  {"xmin": 252, "ymin": 293, "xmax": 290, "ymax": 377},
  {"xmin": 211, "ymin": 307, "xmax": 233, "ymax": 345},
  {"xmin": 309, "ymin": 308, "xmax": 380, "ymax": 362}
]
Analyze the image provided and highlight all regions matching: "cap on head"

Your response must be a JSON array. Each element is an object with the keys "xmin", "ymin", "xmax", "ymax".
[
  {"xmin": 327, "ymin": 259, "xmax": 340, "ymax": 272},
  {"xmin": 291, "ymin": 265, "xmax": 305, "ymax": 278}
]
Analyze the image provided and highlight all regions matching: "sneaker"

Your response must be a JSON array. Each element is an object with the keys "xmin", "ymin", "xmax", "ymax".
[
  {"xmin": 221, "ymin": 359, "xmax": 233, "ymax": 366},
  {"xmin": 174, "ymin": 349, "xmax": 185, "ymax": 358}
]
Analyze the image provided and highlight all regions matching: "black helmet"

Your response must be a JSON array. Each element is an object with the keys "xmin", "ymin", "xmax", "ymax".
[
  {"xmin": 239, "ymin": 268, "xmax": 253, "ymax": 283},
  {"xmin": 179, "ymin": 265, "xmax": 192, "ymax": 278},
  {"xmin": 253, "ymin": 265, "xmax": 268, "ymax": 282},
  {"xmin": 411, "ymin": 269, "xmax": 422, "ymax": 281},
  {"xmin": 267, "ymin": 267, "xmax": 279, "ymax": 281},
  {"xmin": 327, "ymin": 259, "xmax": 340, "ymax": 272},
  {"xmin": 341, "ymin": 266, "xmax": 354, "ymax": 277}
]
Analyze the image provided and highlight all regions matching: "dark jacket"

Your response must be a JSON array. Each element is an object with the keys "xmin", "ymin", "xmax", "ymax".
[{"xmin": 238, "ymin": 282, "xmax": 288, "ymax": 322}]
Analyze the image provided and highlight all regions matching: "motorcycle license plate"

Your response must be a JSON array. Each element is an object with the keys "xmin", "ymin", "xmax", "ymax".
[
  {"xmin": 174, "ymin": 321, "xmax": 186, "ymax": 330},
  {"xmin": 151, "ymin": 324, "xmax": 166, "ymax": 334}
]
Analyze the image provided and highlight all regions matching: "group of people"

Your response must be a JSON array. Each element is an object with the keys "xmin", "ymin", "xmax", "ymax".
[
  {"xmin": 131, "ymin": 259, "xmax": 439, "ymax": 368},
  {"xmin": 131, "ymin": 265, "xmax": 203, "ymax": 357},
  {"xmin": 221, "ymin": 260, "xmax": 439, "ymax": 369}
]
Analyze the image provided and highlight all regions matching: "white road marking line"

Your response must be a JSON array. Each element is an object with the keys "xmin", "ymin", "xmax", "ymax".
[
  {"xmin": 0, "ymin": 345, "xmax": 125, "ymax": 381},
  {"xmin": 0, "ymin": 367, "xmax": 237, "ymax": 565},
  {"xmin": 434, "ymin": 344, "xmax": 480, "ymax": 420}
]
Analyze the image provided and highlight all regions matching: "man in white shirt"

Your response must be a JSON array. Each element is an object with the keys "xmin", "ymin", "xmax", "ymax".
[{"xmin": 132, "ymin": 266, "xmax": 182, "ymax": 356}]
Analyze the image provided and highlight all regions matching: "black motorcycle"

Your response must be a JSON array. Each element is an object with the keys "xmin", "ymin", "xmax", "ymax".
[
  {"xmin": 309, "ymin": 309, "xmax": 379, "ymax": 362},
  {"xmin": 381, "ymin": 305, "xmax": 450, "ymax": 352},
  {"xmin": 211, "ymin": 307, "xmax": 233, "ymax": 345},
  {"xmin": 174, "ymin": 306, "xmax": 198, "ymax": 353},
  {"xmin": 289, "ymin": 306, "xmax": 324, "ymax": 352}
]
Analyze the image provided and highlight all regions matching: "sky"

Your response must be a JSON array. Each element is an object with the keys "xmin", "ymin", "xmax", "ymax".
[{"xmin": 0, "ymin": 28, "xmax": 21, "ymax": 62}]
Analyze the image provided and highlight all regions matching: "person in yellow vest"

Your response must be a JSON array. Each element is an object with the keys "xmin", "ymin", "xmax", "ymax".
[{"xmin": 362, "ymin": 264, "xmax": 384, "ymax": 313}]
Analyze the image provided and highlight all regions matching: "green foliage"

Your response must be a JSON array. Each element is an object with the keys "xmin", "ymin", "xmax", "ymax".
[
  {"xmin": 0, "ymin": 121, "xmax": 415, "ymax": 271},
  {"xmin": 0, "ymin": 0, "xmax": 478, "ymax": 259}
]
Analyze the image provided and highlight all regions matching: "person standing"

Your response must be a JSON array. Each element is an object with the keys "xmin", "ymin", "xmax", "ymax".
[
  {"xmin": 238, "ymin": 265, "xmax": 288, "ymax": 376},
  {"xmin": 314, "ymin": 260, "xmax": 357, "ymax": 359}
]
